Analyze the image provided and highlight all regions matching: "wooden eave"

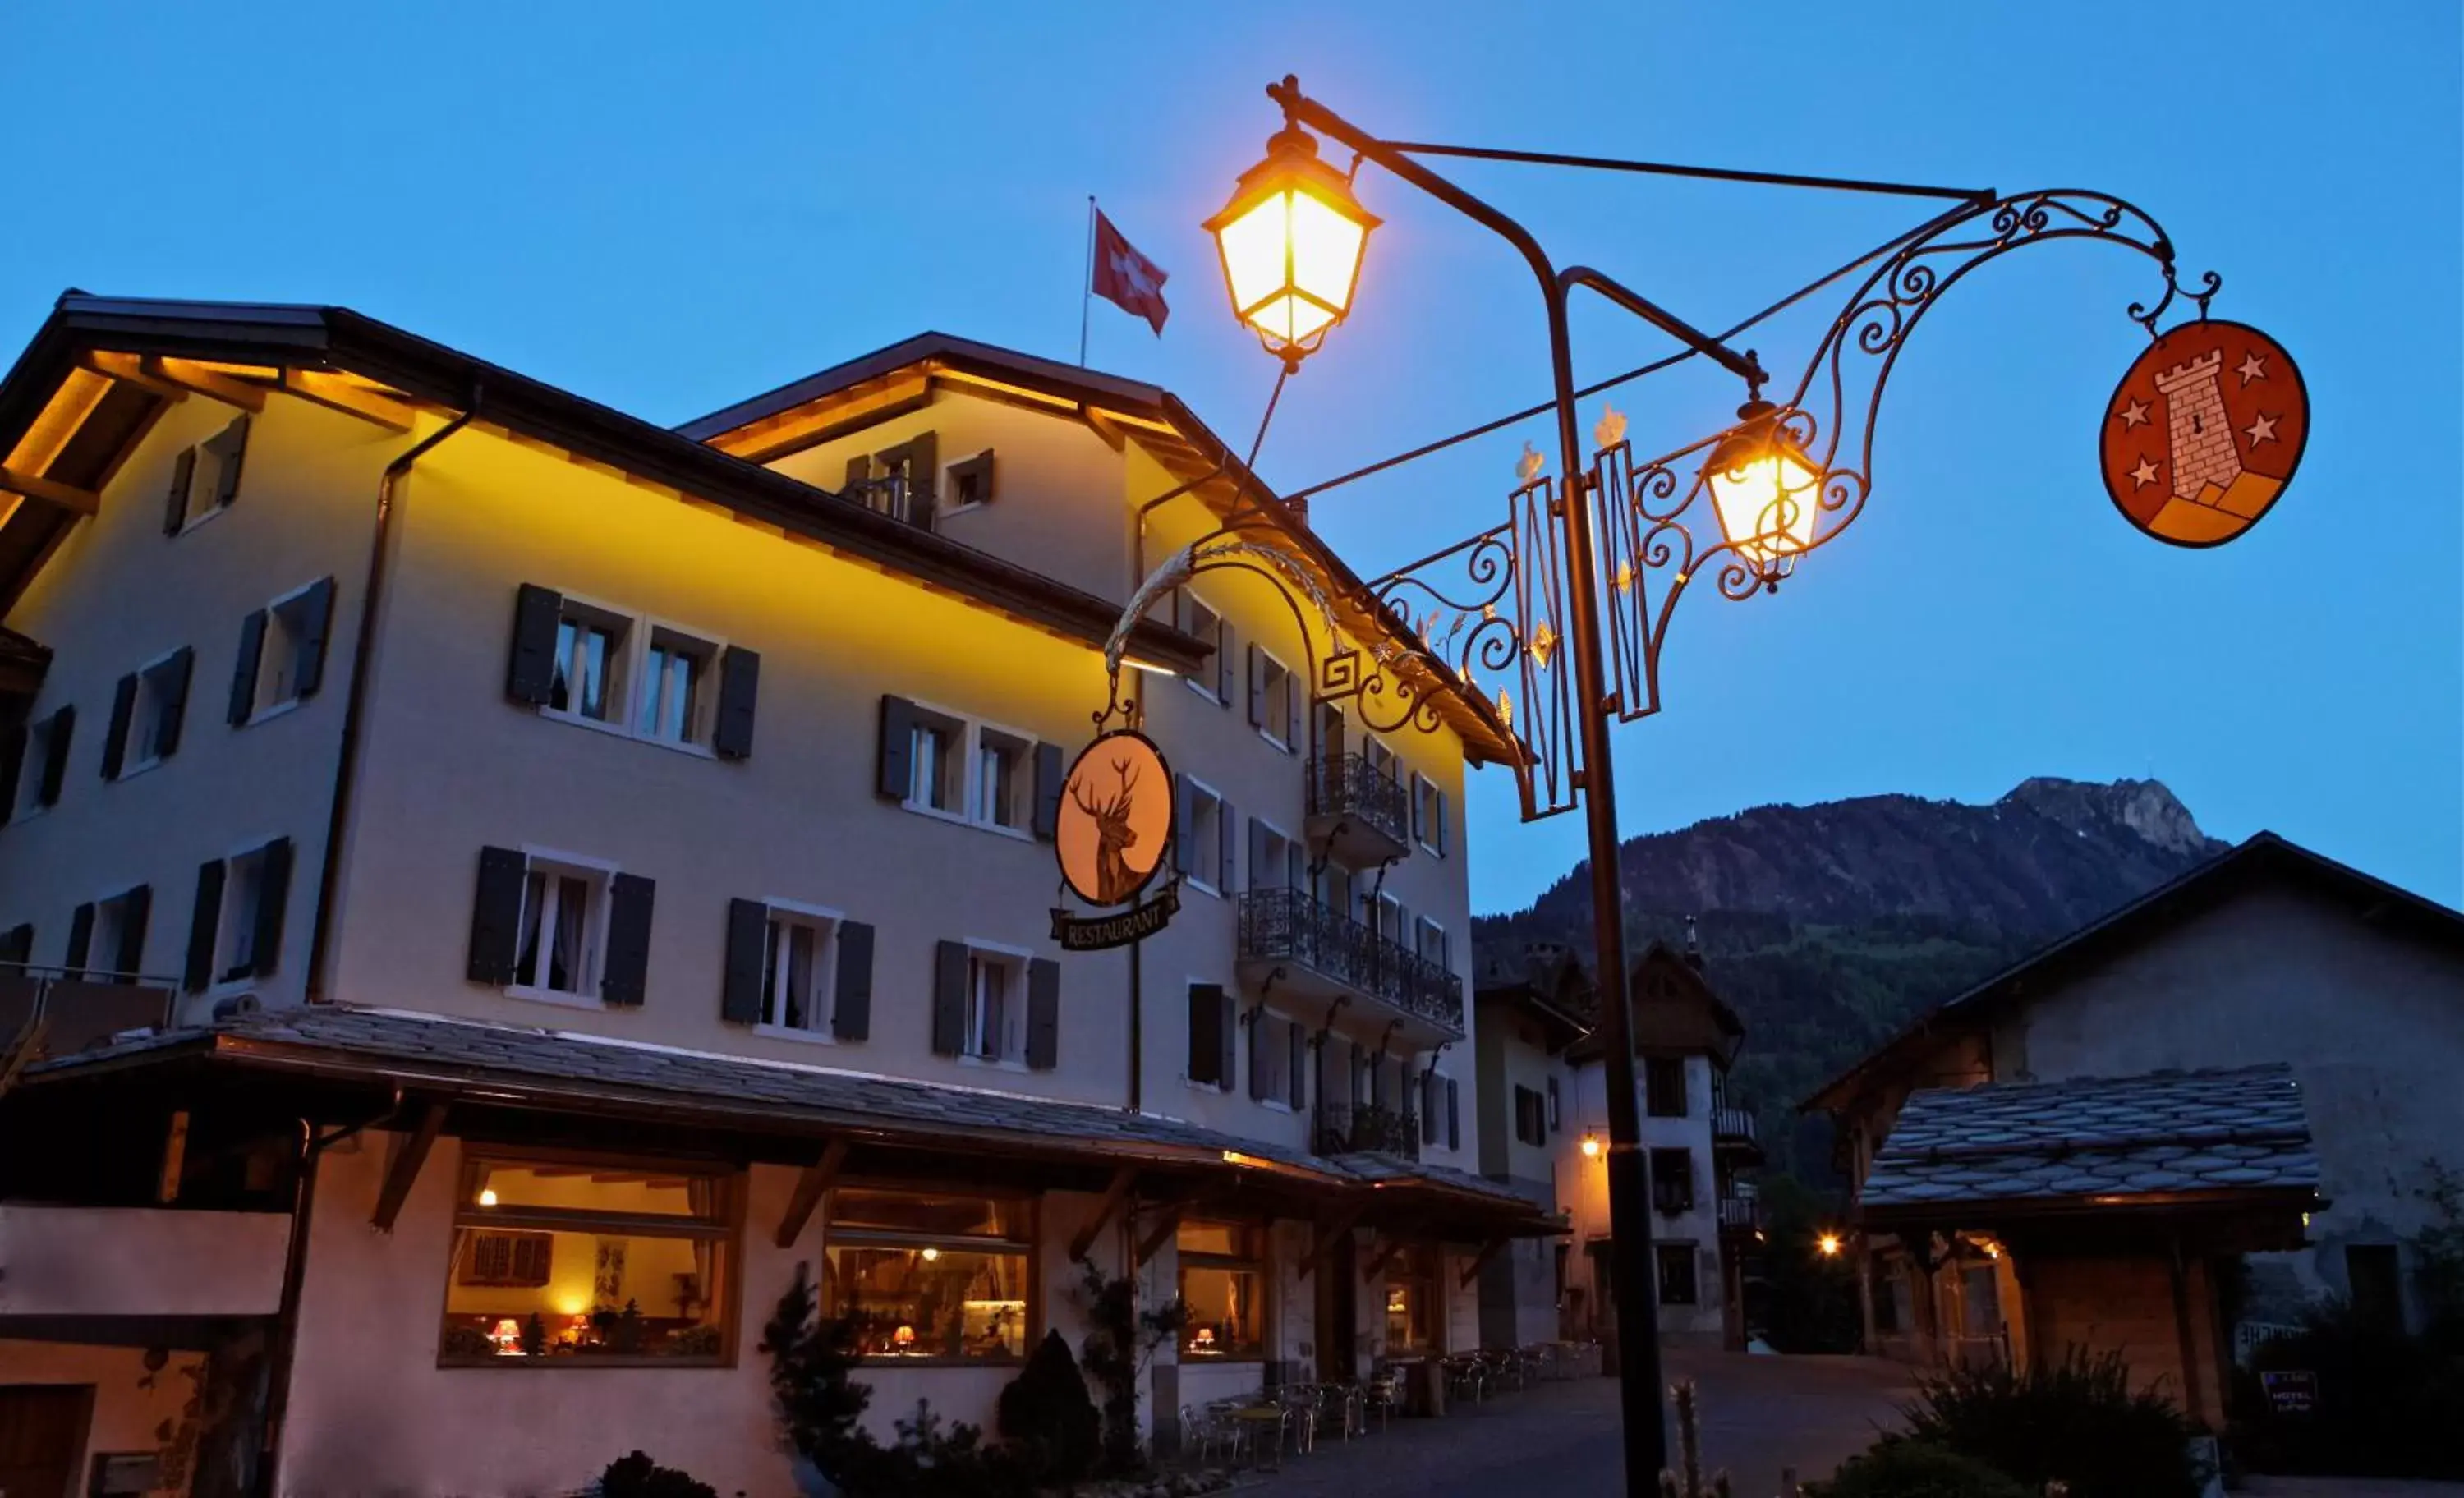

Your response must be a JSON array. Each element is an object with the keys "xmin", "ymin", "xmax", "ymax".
[{"xmin": 0, "ymin": 297, "xmax": 1208, "ymax": 676}]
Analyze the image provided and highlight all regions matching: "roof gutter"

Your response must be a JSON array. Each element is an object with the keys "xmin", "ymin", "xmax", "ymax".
[{"xmin": 303, "ymin": 395, "xmax": 480, "ymax": 1003}]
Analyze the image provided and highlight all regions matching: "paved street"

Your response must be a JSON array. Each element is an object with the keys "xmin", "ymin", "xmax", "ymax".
[{"xmin": 1241, "ymin": 1349, "xmax": 1915, "ymax": 1498}]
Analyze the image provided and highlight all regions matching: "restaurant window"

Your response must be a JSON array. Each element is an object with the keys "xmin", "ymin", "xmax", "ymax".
[
  {"xmin": 1178, "ymin": 1220, "xmax": 1266, "ymax": 1360},
  {"xmin": 1654, "ymin": 1243, "xmax": 1699, "ymax": 1306},
  {"xmin": 824, "ymin": 1188, "xmax": 1032, "ymax": 1361},
  {"xmin": 1384, "ymin": 1242, "xmax": 1438, "ymax": 1355},
  {"xmin": 439, "ymin": 1156, "xmax": 734, "ymax": 1365}
]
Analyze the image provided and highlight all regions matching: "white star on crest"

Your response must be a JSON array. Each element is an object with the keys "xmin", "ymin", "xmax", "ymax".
[
  {"xmin": 2117, "ymin": 397, "xmax": 2151, "ymax": 429},
  {"xmin": 2236, "ymin": 352, "xmax": 2268, "ymax": 386},
  {"xmin": 1109, "ymin": 250, "xmax": 1158, "ymax": 298},
  {"xmin": 2244, "ymin": 411, "xmax": 2279, "ymax": 446},
  {"xmin": 2129, "ymin": 457, "xmax": 2160, "ymax": 489}
]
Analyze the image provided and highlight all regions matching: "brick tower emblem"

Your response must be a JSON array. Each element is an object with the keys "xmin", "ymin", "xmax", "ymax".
[{"xmin": 2153, "ymin": 350, "xmax": 2244, "ymax": 502}]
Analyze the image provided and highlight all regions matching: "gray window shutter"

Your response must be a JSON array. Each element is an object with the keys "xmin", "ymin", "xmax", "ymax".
[
  {"xmin": 66, "ymin": 902, "xmax": 94, "ymax": 977},
  {"xmin": 153, "ymin": 647, "xmax": 194, "ymax": 760},
  {"xmin": 1025, "ymin": 957, "xmax": 1060, "ymax": 1071},
  {"xmin": 720, "ymin": 898, "xmax": 768, "ymax": 1024},
  {"xmin": 1248, "ymin": 1009, "xmax": 1268, "ymax": 1100},
  {"xmin": 0, "ymin": 719, "xmax": 24, "ymax": 814},
  {"xmin": 1216, "ymin": 619, "xmax": 1235, "ymax": 705},
  {"xmin": 184, "ymin": 858, "xmax": 226, "ymax": 993},
  {"xmin": 1287, "ymin": 840, "xmax": 1305, "ymax": 895},
  {"xmin": 1216, "ymin": 797, "xmax": 1236, "ymax": 893},
  {"xmin": 163, "ymin": 446, "xmax": 196, "ymax": 535},
  {"xmin": 712, "ymin": 646, "xmax": 760, "ymax": 759},
  {"xmin": 1032, "ymin": 742, "xmax": 1064, "ymax": 842},
  {"xmin": 505, "ymin": 584, "xmax": 563, "ymax": 705},
  {"xmin": 1171, "ymin": 774, "xmax": 1188, "ymax": 875},
  {"xmin": 843, "ymin": 455, "xmax": 871, "ymax": 494},
  {"xmin": 1187, "ymin": 983, "xmax": 1224, "ymax": 1085},
  {"xmin": 877, "ymin": 696, "xmax": 917, "ymax": 801},
  {"xmin": 1248, "ymin": 818, "xmax": 1269, "ymax": 894},
  {"xmin": 1411, "ymin": 776, "xmax": 1427, "ymax": 843},
  {"xmin": 1436, "ymin": 788, "xmax": 1449, "ymax": 857},
  {"xmin": 931, "ymin": 940, "xmax": 968, "ymax": 1056},
  {"xmin": 1447, "ymin": 1078, "xmax": 1461, "ymax": 1150},
  {"xmin": 209, "ymin": 416, "xmax": 251, "ymax": 508},
  {"xmin": 35, "ymin": 706, "xmax": 71, "ymax": 806},
  {"xmin": 905, "ymin": 430, "xmax": 938, "ymax": 529},
  {"xmin": 294, "ymin": 577, "xmax": 338, "ymax": 699},
  {"xmin": 833, "ymin": 921, "xmax": 874, "ymax": 1041},
  {"xmin": 228, "ymin": 610, "xmax": 268, "ymax": 724},
  {"xmin": 1285, "ymin": 669, "xmax": 1303, "ymax": 751},
  {"xmin": 0, "ymin": 923, "xmax": 30, "ymax": 967},
  {"xmin": 250, "ymin": 837, "xmax": 292, "ymax": 979},
  {"xmin": 1422, "ymin": 1074, "xmax": 1440, "ymax": 1144},
  {"xmin": 601, "ymin": 874, "xmax": 655, "ymax": 1007},
  {"xmin": 114, "ymin": 885, "xmax": 150, "ymax": 978},
  {"xmin": 466, "ymin": 846, "xmax": 526, "ymax": 984},
  {"xmin": 1246, "ymin": 644, "xmax": 1264, "ymax": 727},
  {"xmin": 1287, "ymin": 1021, "xmax": 1307, "ymax": 1110},
  {"xmin": 1218, "ymin": 989, "xmax": 1237, "ymax": 1093},
  {"xmin": 102, "ymin": 673, "xmax": 136, "ymax": 779}
]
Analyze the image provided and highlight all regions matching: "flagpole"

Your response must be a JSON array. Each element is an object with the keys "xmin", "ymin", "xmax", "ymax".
[{"xmin": 1078, "ymin": 195, "xmax": 1096, "ymax": 366}]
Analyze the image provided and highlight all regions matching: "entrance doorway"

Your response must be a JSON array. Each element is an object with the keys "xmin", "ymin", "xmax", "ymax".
[
  {"xmin": 0, "ymin": 1385, "xmax": 94, "ymax": 1498},
  {"xmin": 1316, "ymin": 1229, "xmax": 1358, "ymax": 1381}
]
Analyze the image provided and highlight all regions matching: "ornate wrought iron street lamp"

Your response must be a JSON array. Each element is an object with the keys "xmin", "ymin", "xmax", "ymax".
[{"xmin": 1107, "ymin": 74, "xmax": 2303, "ymax": 1495}]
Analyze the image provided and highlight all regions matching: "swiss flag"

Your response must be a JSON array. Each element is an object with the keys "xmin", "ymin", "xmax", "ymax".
[{"xmin": 1091, "ymin": 209, "xmax": 1170, "ymax": 336}]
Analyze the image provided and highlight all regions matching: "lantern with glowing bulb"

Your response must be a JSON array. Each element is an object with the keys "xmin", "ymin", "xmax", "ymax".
[
  {"xmin": 1816, "ymin": 1232, "xmax": 1843, "ymax": 1258},
  {"xmin": 1579, "ymin": 1133, "xmax": 1604, "ymax": 1160},
  {"xmin": 1703, "ymin": 401, "xmax": 1824, "ymax": 580},
  {"xmin": 1203, "ymin": 124, "xmax": 1381, "ymax": 367},
  {"xmin": 920, "ymin": 1246, "xmax": 940, "ymax": 1262}
]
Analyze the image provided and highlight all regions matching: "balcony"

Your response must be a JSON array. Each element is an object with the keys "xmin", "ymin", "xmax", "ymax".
[
  {"xmin": 1315, "ymin": 1101, "xmax": 1421, "ymax": 1162},
  {"xmin": 1303, "ymin": 753, "xmax": 1410, "ymax": 865},
  {"xmin": 1717, "ymin": 1193, "xmax": 1764, "ymax": 1234},
  {"xmin": 2, "ymin": 964, "xmax": 177, "ymax": 1061},
  {"xmin": 1712, "ymin": 1105, "xmax": 1764, "ymax": 1162},
  {"xmin": 1236, "ymin": 889, "xmax": 1464, "ymax": 1042},
  {"xmin": 0, "ymin": 1205, "xmax": 291, "ymax": 1319}
]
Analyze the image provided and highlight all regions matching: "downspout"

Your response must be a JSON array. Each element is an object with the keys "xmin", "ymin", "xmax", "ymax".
[
  {"xmin": 303, "ymin": 394, "xmax": 480, "ymax": 1003},
  {"xmin": 257, "ymin": 1096, "xmax": 394, "ymax": 1498}
]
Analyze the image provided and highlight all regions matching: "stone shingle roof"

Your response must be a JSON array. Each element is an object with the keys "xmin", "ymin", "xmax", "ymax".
[
  {"xmin": 1860, "ymin": 1064, "xmax": 2318, "ymax": 1211},
  {"xmin": 25, "ymin": 1004, "xmax": 1542, "ymax": 1214}
]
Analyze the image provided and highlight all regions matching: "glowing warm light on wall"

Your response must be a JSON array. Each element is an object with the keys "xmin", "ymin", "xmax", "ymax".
[
  {"xmin": 1579, "ymin": 1134, "xmax": 1603, "ymax": 1160},
  {"xmin": 920, "ymin": 1247, "xmax": 940, "ymax": 1262},
  {"xmin": 477, "ymin": 1188, "xmax": 499, "ymax": 1207},
  {"xmin": 1816, "ymin": 1232, "xmax": 1843, "ymax": 1257}
]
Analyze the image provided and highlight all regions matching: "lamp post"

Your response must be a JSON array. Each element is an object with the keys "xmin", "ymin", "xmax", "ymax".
[{"xmin": 1171, "ymin": 71, "xmax": 2295, "ymax": 1498}]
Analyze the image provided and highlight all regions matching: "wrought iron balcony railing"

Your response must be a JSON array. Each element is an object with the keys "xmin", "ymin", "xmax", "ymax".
[
  {"xmin": 1303, "ymin": 752, "xmax": 1410, "ymax": 848},
  {"xmin": 1315, "ymin": 1101, "xmax": 1422, "ymax": 1161},
  {"xmin": 1236, "ymin": 888, "xmax": 1465, "ymax": 1036},
  {"xmin": 1712, "ymin": 1105, "xmax": 1759, "ymax": 1147},
  {"xmin": 1717, "ymin": 1193, "xmax": 1763, "ymax": 1233}
]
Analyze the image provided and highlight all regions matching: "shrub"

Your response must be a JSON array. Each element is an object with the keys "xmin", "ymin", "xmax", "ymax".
[
  {"xmin": 997, "ymin": 1330, "xmax": 1101, "ymax": 1484},
  {"xmin": 1898, "ymin": 1350, "xmax": 2206, "ymax": 1498},
  {"xmin": 598, "ymin": 1450, "xmax": 718, "ymax": 1498},
  {"xmin": 1817, "ymin": 1440, "xmax": 2030, "ymax": 1498}
]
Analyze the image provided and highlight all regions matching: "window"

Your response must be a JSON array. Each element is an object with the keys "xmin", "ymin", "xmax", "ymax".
[
  {"xmin": 909, "ymin": 708, "xmax": 964, "ymax": 814},
  {"xmin": 1248, "ymin": 646, "xmax": 1299, "ymax": 751},
  {"xmin": 439, "ymin": 1156, "xmax": 734, "ymax": 1364},
  {"xmin": 232, "ymin": 578, "xmax": 338, "ymax": 724},
  {"xmin": 1411, "ymin": 774, "xmax": 1446, "ymax": 855},
  {"xmin": 1179, "ymin": 1220, "xmax": 1265, "ymax": 1359},
  {"xmin": 974, "ymin": 727, "xmax": 1032, "ymax": 833},
  {"xmin": 549, "ymin": 604, "xmax": 628, "ymax": 724},
  {"xmin": 1375, "ymin": 893, "xmax": 1404, "ymax": 945},
  {"xmin": 1249, "ymin": 820, "xmax": 1305, "ymax": 894},
  {"xmin": 892, "ymin": 701, "xmax": 1041, "ymax": 837},
  {"xmin": 945, "ymin": 450, "xmax": 995, "ymax": 510},
  {"xmin": 84, "ymin": 889, "xmax": 147, "ymax": 981},
  {"xmin": 1654, "ymin": 1243, "xmax": 1699, "ymax": 1306},
  {"xmin": 1186, "ymin": 983, "xmax": 1233, "ymax": 1089},
  {"xmin": 761, "ymin": 910, "xmax": 836, "ymax": 1033},
  {"xmin": 13, "ymin": 708, "xmax": 71, "ymax": 819},
  {"xmin": 1546, "ymin": 1077, "xmax": 1561, "ymax": 1131},
  {"xmin": 163, "ymin": 416, "xmax": 249, "ymax": 535},
  {"xmin": 1415, "ymin": 916, "xmax": 1450, "ymax": 970},
  {"xmin": 637, "ymin": 627, "xmax": 715, "ymax": 745},
  {"xmin": 109, "ymin": 649, "xmax": 194, "ymax": 779},
  {"xmin": 515, "ymin": 858, "xmax": 609, "ymax": 998},
  {"xmin": 1181, "ymin": 593, "xmax": 1228, "ymax": 704},
  {"xmin": 1250, "ymin": 1012, "xmax": 1300, "ymax": 1108},
  {"xmin": 186, "ymin": 837, "xmax": 292, "ymax": 993},
  {"xmin": 1383, "ymin": 1243, "xmax": 1437, "ymax": 1355},
  {"xmin": 1286, "ymin": 1018, "xmax": 1308, "ymax": 1111},
  {"xmin": 963, "ymin": 949, "xmax": 1014, "ymax": 1060},
  {"xmin": 824, "ymin": 1187, "xmax": 1031, "ymax": 1361},
  {"xmin": 1179, "ymin": 778, "xmax": 1230, "ymax": 894},
  {"xmin": 1645, "ymin": 1055, "xmax": 1689, "ymax": 1118},
  {"xmin": 932, "ymin": 941, "xmax": 1055, "ymax": 1068},
  {"xmin": 1650, "ymin": 1148, "xmax": 1695, "ymax": 1215},
  {"xmin": 1514, "ymin": 1085, "xmax": 1547, "ymax": 1147}
]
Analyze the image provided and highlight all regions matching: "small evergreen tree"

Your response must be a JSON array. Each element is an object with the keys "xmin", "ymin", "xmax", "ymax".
[{"xmin": 997, "ymin": 1330, "xmax": 1101, "ymax": 1484}]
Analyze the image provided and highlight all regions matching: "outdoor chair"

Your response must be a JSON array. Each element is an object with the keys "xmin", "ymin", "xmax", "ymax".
[
  {"xmin": 1443, "ymin": 1353, "xmax": 1487, "ymax": 1405},
  {"xmin": 1313, "ymin": 1381, "xmax": 1363, "ymax": 1440},
  {"xmin": 1181, "ymin": 1404, "xmax": 1240, "ymax": 1467},
  {"xmin": 1274, "ymin": 1382, "xmax": 1320, "ymax": 1454},
  {"xmin": 1362, "ymin": 1370, "xmax": 1404, "ymax": 1431}
]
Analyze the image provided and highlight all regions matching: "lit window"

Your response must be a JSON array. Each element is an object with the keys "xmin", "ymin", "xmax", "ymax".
[
  {"xmin": 439, "ymin": 1156, "xmax": 734, "ymax": 1364},
  {"xmin": 549, "ymin": 608, "xmax": 628, "ymax": 724},
  {"xmin": 1383, "ymin": 1243, "xmax": 1437, "ymax": 1354},
  {"xmin": 761, "ymin": 912, "xmax": 837, "ymax": 1033},
  {"xmin": 824, "ymin": 1188, "xmax": 1032, "ymax": 1361},
  {"xmin": 976, "ymin": 728, "xmax": 1030, "ymax": 833},
  {"xmin": 637, "ymin": 628, "xmax": 714, "ymax": 745},
  {"xmin": 908, "ymin": 711, "xmax": 966, "ymax": 816},
  {"xmin": 964, "ymin": 951, "xmax": 1014, "ymax": 1060},
  {"xmin": 514, "ymin": 861, "xmax": 607, "ymax": 997},
  {"xmin": 1178, "ymin": 1220, "xmax": 1265, "ymax": 1359}
]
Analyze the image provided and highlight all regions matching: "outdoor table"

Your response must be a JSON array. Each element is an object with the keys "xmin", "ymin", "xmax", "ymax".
[{"xmin": 1230, "ymin": 1404, "xmax": 1286, "ymax": 1461}]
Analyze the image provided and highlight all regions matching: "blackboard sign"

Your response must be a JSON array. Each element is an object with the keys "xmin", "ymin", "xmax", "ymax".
[{"xmin": 2260, "ymin": 1369, "xmax": 2318, "ymax": 1415}]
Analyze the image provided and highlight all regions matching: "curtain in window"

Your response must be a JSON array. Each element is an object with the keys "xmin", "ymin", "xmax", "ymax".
[{"xmin": 515, "ymin": 871, "xmax": 546, "ymax": 986}]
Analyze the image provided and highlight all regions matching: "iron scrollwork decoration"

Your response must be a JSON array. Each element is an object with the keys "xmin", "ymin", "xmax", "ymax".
[{"xmin": 1375, "ymin": 186, "xmax": 2209, "ymax": 822}]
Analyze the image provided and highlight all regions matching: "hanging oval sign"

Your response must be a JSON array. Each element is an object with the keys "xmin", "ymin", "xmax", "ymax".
[
  {"xmin": 1055, "ymin": 728, "xmax": 1174, "ymax": 908},
  {"xmin": 2099, "ymin": 319, "xmax": 2307, "ymax": 548}
]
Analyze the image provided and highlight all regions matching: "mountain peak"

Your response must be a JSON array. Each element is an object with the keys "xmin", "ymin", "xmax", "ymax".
[{"xmin": 1997, "ymin": 776, "xmax": 2213, "ymax": 857}]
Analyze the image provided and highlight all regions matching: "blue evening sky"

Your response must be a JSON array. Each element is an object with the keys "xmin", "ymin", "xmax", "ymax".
[{"xmin": 5, "ymin": 2, "xmax": 2456, "ymax": 912}]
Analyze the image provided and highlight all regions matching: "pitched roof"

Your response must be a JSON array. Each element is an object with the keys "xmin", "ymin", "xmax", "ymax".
[
  {"xmin": 1562, "ymin": 940, "xmax": 1745, "ymax": 1064},
  {"xmin": 1802, "ymin": 831, "xmax": 2464, "ymax": 1115},
  {"xmin": 1859, "ymin": 1064, "xmax": 2318, "ymax": 1217},
  {"xmin": 19, "ymin": 1003, "xmax": 1550, "ymax": 1224}
]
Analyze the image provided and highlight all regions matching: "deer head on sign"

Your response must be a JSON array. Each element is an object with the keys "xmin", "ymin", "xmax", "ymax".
[{"xmin": 1071, "ymin": 752, "xmax": 1142, "ymax": 904}]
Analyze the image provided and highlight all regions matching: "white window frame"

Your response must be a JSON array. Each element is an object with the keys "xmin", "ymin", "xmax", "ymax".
[
  {"xmin": 900, "ymin": 700, "xmax": 1040, "ymax": 843},
  {"xmin": 1412, "ymin": 773, "xmax": 1443, "ymax": 855},
  {"xmin": 749, "ymin": 897, "xmax": 842, "ymax": 1044},
  {"xmin": 85, "ymin": 889, "xmax": 137, "ymax": 981},
  {"xmin": 1414, "ymin": 915, "xmax": 1449, "ymax": 970},
  {"xmin": 12, "ymin": 715, "xmax": 59, "ymax": 823},
  {"xmin": 503, "ymin": 844, "xmax": 620, "ymax": 1009},
  {"xmin": 1256, "ymin": 647, "xmax": 1297, "ymax": 751},
  {"xmin": 116, "ymin": 647, "xmax": 186, "ymax": 781},
  {"xmin": 246, "ymin": 579, "xmax": 325, "ymax": 726},
  {"xmin": 940, "ymin": 451, "xmax": 995, "ymax": 517},
  {"xmin": 1184, "ymin": 595, "xmax": 1225, "ymax": 704},
  {"xmin": 956, "ymin": 937, "xmax": 1032, "ymax": 1070},
  {"xmin": 206, "ymin": 839, "xmax": 277, "ymax": 995},
  {"xmin": 1183, "ymin": 775, "xmax": 1226, "ymax": 897},
  {"xmin": 1374, "ymin": 891, "xmax": 1403, "ymax": 944},
  {"xmin": 533, "ymin": 591, "xmax": 727, "ymax": 760},
  {"xmin": 1252, "ymin": 818, "xmax": 1303, "ymax": 895}
]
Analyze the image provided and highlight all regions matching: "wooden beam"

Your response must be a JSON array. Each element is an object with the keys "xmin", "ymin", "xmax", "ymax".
[
  {"xmin": 282, "ymin": 369, "xmax": 415, "ymax": 433},
  {"xmin": 1078, "ymin": 403, "xmax": 1127, "ymax": 453},
  {"xmin": 775, "ymin": 1137, "xmax": 849, "ymax": 1248},
  {"xmin": 78, "ymin": 351, "xmax": 189, "ymax": 402},
  {"xmin": 1299, "ymin": 1199, "xmax": 1369, "ymax": 1282},
  {"xmin": 157, "ymin": 1110, "xmax": 190, "ymax": 1204},
  {"xmin": 1068, "ymin": 1166, "xmax": 1139, "ymax": 1263},
  {"xmin": 0, "ymin": 467, "xmax": 99, "ymax": 517},
  {"xmin": 1458, "ymin": 1234, "xmax": 1511, "ymax": 1289},
  {"xmin": 711, "ymin": 374, "xmax": 932, "ymax": 463},
  {"xmin": 1361, "ymin": 1233, "xmax": 1409, "ymax": 1284},
  {"xmin": 1133, "ymin": 1198, "xmax": 1195, "ymax": 1267},
  {"xmin": 370, "ymin": 1099, "xmax": 448, "ymax": 1233},
  {"xmin": 151, "ymin": 357, "xmax": 267, "ymax": 412}
]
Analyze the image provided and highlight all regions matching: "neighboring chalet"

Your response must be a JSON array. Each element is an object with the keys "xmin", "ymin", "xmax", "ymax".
[
  {"xmin": 0, "ymin": 296, "xmax": 1554, "ymax": 1498},
  {"xmin": 1805, "ymin": 832, "xmax": 2464, "ymax": 1430}
]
